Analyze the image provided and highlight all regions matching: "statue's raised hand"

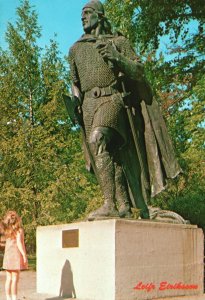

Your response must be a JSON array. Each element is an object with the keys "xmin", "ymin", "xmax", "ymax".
[{"xmin": 96, "ymin": 41, "xmax": 120, "ymax": 62}]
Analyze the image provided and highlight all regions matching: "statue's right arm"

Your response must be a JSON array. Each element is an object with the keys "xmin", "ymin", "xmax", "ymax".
[
  {"xmin": 69, "ymin": 46, "xmax": 80, "ymax": 91},
  {"xmin": 68, "ymin": 46, "xmax": 83, "ymax": 104}
]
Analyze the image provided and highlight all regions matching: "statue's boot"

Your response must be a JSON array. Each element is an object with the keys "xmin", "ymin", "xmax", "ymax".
[
  {"xmin": 140, "ymin": 207, "xmax": 150, "ymax": 219},
  {"xmin": 88, "ymin": 152, "xmax": 119, "ymax": 220},
  {"xmin": 114, "ymin": 162, "xmax": 132, "ymax": 218}
]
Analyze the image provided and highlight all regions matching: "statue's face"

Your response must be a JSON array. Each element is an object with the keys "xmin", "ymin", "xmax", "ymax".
[{"xmin": 81, "ymin": 7, "xmax": 99, "ymax": 33}]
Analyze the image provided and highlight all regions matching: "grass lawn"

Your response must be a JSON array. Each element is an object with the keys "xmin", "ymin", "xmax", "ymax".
[{"xmin": 28, "ymin": 254, "xmax": 36, "ymax": 270}]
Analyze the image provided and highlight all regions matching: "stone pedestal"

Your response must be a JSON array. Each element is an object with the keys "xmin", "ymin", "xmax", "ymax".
[{"xmin": 36, "ymin": 219, "xmax": 204, "ymax": 300}]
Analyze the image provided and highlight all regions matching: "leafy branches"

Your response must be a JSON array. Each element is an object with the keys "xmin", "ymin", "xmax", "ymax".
[
  {"xmin": 0, "ymin": 0, "xmax": 99, "ymax": 252},
  {"xmin": 105, "ymin": 0, "xmax": 205, "ymax": 228}
]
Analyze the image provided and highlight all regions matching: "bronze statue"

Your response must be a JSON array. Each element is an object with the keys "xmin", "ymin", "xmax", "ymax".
[{"xmin": 67, "ymin": 0, "xmax": 182, "ymax": 221}]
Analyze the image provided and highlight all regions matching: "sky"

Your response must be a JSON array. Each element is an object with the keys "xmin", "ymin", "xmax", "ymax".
[
  {"xmin": 0, "ymin": 0, "xmax": 200, "ymax": 61},
  {"xmin": 0, "ymin": 0, "xmax": 105, "ymax": 57}
]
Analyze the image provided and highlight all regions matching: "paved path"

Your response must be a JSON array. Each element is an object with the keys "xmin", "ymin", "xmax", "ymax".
[
  {"xmin": 0, "ymin": 270, "xmax": 72, "ymax": 300},
  {"xmin": 0, "ymin": 270, "xmax": 204, "ymax": 300}
]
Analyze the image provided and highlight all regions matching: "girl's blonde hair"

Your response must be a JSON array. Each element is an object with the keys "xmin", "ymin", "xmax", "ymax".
[{"xmin": 2, "ymin": 211, "xmax": 23, "ymax": 239}]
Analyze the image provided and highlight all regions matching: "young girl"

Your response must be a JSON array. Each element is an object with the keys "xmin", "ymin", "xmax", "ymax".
[{"xmin": 2, "ymin": 211, "xmax": 28, "ymax": 300}]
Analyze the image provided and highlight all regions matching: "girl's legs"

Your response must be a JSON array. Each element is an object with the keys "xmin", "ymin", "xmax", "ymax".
[
  {"xmin": 5, "ymin": 271, "xmax": 12, "ymax": 300},
  {"xmin": 11, "ymin": 271, "xmax": 20, "ymax": 300}
]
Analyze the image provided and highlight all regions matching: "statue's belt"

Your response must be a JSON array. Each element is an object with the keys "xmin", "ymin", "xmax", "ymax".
[{"xmin": 84, "ymin": 86, "xmax": 119, "ymax": 99}]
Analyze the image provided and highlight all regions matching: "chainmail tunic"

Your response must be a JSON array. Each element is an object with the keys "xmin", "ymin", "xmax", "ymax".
[
  {"xmin": 69, "ymin": 39, "xmax": 117, "ymax": 92},
  {"xmin": 69, "ymin": 34, "xmax": 137, "ymax": 142},
  {"xmin": 82, "ymin": 93, "xmax": 128, "ymax": 143}
]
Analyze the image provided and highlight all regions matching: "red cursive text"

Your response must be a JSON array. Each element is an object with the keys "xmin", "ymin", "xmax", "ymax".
[
  {"xmin": 133, "ymin": 281, "xmax": 198, "ymax": 292},
  {"xmin": 159, "ymin": 281, "xmax": 198, "ymax": 290},
  {"xmin": 133, "ymin": 281, "xmax": 156, "ymax": 292}
]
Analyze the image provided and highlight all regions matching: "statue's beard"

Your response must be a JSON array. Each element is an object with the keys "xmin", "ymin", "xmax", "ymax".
[{"xmin": 83, "ymin": 21, "xmax": 99, "ymax": 34}]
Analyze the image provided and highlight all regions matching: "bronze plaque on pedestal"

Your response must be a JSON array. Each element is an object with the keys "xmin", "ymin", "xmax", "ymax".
[{"xmin": 62, "ymin": 229, "xmax": 79, "ymax": 248}]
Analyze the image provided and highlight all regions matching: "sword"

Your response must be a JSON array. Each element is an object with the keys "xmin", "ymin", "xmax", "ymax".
[{"xmin": 119, "ymin": 73, "xmax": 150, "ymax": 191}]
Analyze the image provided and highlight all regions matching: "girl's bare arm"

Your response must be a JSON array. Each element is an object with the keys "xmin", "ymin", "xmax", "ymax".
[{"xmin": 16, "ymin": 229, "xmax": 27, "ymax": 263}]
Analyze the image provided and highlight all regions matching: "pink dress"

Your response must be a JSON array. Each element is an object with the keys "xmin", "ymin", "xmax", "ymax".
[{"xmin": 3, "ymin": 231, "xmax": 28, "ymax": 270}]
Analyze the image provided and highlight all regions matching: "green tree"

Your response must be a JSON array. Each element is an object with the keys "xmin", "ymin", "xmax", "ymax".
[
  {"xmin": 105, "ymin": 0, "xmax": 205, "ymax": 228},
  {"xmin": 0, "ymin": 0, "xmax": 100, "ymax": 252}
]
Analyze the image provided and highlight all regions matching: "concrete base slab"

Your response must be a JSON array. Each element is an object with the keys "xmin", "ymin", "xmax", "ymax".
[
  {"xmin": 156, "ymin": 295, "xmax": 205, "ymax": 300},
  {"xmin": 48, "ymin": 296, "xmax": 205, "ymax": 300},
  {"xmin": 37, "ymin": 219, "xmax": 204, "ymax": 300}
]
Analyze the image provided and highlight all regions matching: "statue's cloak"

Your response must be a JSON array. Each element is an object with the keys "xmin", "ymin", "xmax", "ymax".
[{"xmin": 118, "ymin": 78, "xmax": 182, "ymax": 206}]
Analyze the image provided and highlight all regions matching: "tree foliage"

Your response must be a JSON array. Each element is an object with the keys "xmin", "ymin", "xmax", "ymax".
[
  {"xmin": 0, "ymin": 0, "xmax": 100, "ymax": 252},
  {"xmin": 105, "ymin": 0, "xmax": 205, "ymax": 228},
  {"xmin": 0, "ymin": 0, "xmax": 204, "ymax": 252}
]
